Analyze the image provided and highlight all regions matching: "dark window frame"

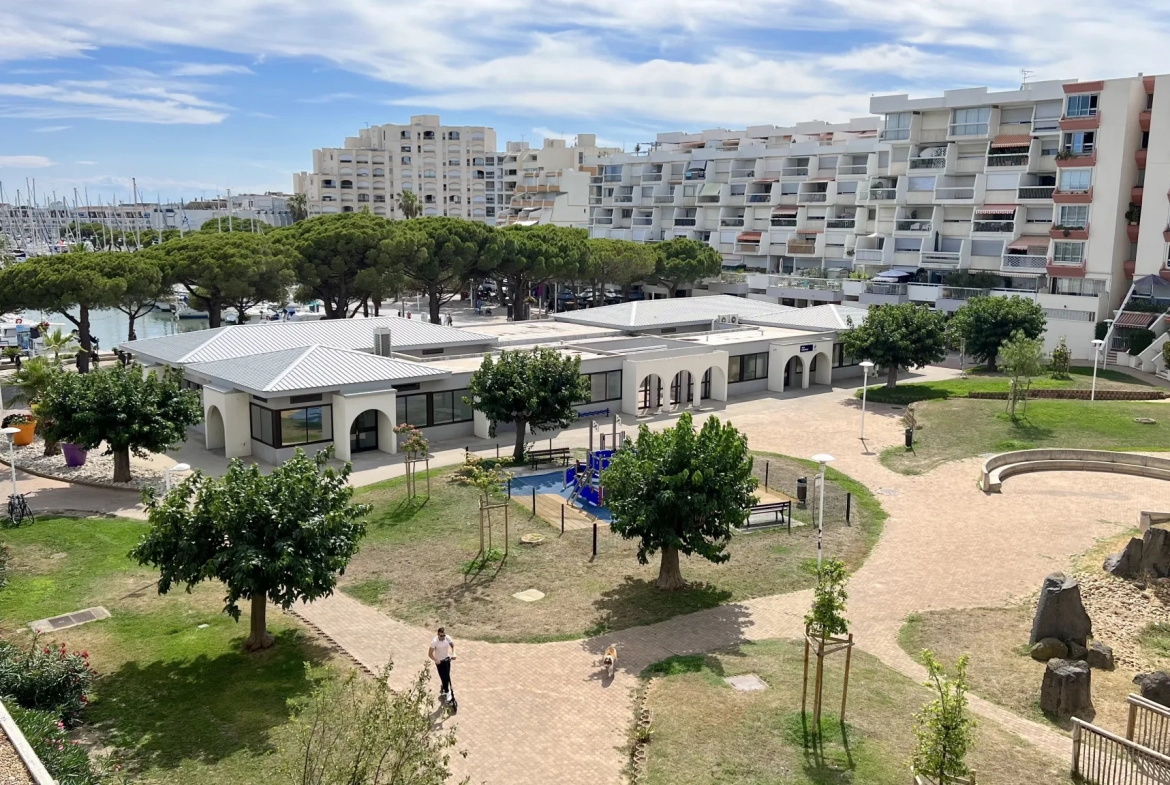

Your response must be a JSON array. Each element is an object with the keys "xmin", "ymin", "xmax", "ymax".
[
  {"xmin": 289, "ymin": 393, "xmax": 324, "ymax": 404},
  {"xmin": 729, "ymin": 352, "xmax": 769, "ymax": 383},
  {"xmin": 395, "ymin": 388, "xmax": 474, "ymax": 428}
]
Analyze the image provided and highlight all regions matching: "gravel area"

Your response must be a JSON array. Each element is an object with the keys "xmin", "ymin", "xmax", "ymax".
[
  {"xmin": 5, "ymin": 437, "xmax": 167, "ymax": 491},
  {"xmin": 0, "ymin": 733, "xmax": 33, "ymax": 785},
  {"xmin": 1078, "ymin": 570, "xmax": 1170, "ymax": 671}
]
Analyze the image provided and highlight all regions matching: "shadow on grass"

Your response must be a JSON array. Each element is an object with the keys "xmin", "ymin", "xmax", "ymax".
[
  {"xmin": 366, "ymin": 495, "xmax": 430, "ymax": 529},
  {"xmin": 587, "ymin": 576, "xmax": 734, "ymax": 638},
  {"xmin": 91, "ymin": 628, "xmax": 327, "ymax": 773},
  {"xmin": 781, "ymin": 710, "xmax": 857, "ymax": 783}
]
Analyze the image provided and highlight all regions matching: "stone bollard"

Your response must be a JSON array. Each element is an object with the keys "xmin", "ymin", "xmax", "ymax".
[{"xmin": 1040, "ymin": 659, "xmax": 1092, "ymax": 717}]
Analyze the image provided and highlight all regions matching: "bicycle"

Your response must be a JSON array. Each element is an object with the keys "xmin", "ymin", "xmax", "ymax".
[{"xmin": 5, "ymin": 494, "xmax": 33, "ymax": 528}]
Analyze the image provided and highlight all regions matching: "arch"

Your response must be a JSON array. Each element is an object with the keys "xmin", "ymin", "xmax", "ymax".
[
  {"xmin": 205, "ymin": 405, "xmax": 225, "ymax": 450},
  {"xmin": 699, "ymin": 363, "xmax": 728, "ymax": 404},
  {"xmin": 810, "ymin": 351, "xmax": 832, "ymax": 386},
  {"xmin": 669, "ymin": 370, "xmax": 694, "ymax": 409},
  {"xmin": 784, "ymin": 355, "xmax": 805, "ymax": 391},
  {"xmin": 637, "ymin": 373, "xmax": 664, "ymax": 414},
  {"xmin": 348, "ymin": 409, "xmax": 381, "ymax": 454},
  {"xmin": 340, "ymin": 179, "xmax": 353, "ymax": 189}
]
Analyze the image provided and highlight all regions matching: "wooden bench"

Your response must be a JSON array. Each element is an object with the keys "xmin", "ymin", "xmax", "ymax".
[
  {"xmin": 743, "ymin": 500, "xmax": 793, "ymax": 532},
  {"xmin": 528, "ymin": 447, "xmax": 572, "ymax": 469}
]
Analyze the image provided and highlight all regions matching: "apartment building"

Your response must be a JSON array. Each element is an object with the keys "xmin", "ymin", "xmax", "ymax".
[
  {"xmin": 495, "ymin": 135, "xmax": 621, "ymax": 227},
  {"xmin": 581, "ymin": 119, "xmax": 882, "ymax": 295},
  {"xmin": 293, "ymin": 115, "xmax": 498, "ymax": 222}
]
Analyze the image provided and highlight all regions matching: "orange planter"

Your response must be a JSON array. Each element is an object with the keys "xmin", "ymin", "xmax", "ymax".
[{"xmin": 11, "ymin": 420, "xmax": 35, "ymax": 446}]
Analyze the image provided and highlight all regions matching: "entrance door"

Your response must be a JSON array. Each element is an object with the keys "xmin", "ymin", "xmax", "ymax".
[{"xmin": 349, "ymin": 410, "xmax": 379, "ymax": 453}]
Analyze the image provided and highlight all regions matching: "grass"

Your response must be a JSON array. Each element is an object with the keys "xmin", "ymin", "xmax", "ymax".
[
  {"xmin": 860, "ymin": 366, "xmax": 1150, "ymax": 406},
  {"xmin": 880, "ymin": 398, "xmax": 1170, "ymax": 474},
  {"xmin": 343, "ymin": 453, "xmax": 885, "ymax": 642},
  {"xmin": 1140, "ymin": 622, "xmax": 1170, "ymax": 658},
  {"xmin": 641, "ymin": 638, "xmax": 1073, "ymax": 785},
  {"xmin": 0, "ymin": 517, "xmax": 333, "ymax": 784}
]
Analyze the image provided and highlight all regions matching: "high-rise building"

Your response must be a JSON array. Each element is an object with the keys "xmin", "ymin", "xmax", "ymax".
[{"xmin": 494, "ymin": 134, "xmax": 621, "ymax": 227}]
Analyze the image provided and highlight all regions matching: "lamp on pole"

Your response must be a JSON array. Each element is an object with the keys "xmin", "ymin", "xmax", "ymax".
[
  {"xmin": 163, "ymin": 462, "xmax": 191, "ymax": 492},
  {"xmin": 810, "ymin": 453, "xmax": 835, "ymax": 571},
  {"xmin": 858, "ymin": 361, "xmax": 874, "ymax": 441},
  {"xmin": 1090, "ymin": 339, "xmax": 1105, "ymax": 401},
  {"xmin": 0, "ymin": 427, "xmax": 18, "ymax": 500}
]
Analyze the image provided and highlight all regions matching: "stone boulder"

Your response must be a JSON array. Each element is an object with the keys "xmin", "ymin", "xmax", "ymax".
[
  {"xmin": 1087, "ymin": 642, "xmax": 1114, "ymax": 671},
  {"xmin": 1068, "ymin": 641, "xmax": 1088, "ymax": 660},
  {"xmin": 1140, "ymin": 528, "xmax": 1170, "ymax": 578},
  {"xmin": 1134, "ymin": 671, "xmax": 1170, "ymax": 707},
  {"xmin": 1030, "ymin": 573, "xmax": 1092, "ymax": 648},
  {"xmin": 1040, "ymin": 659, "xmax": 1093, "ymax": 717},
  {"xmin": 1104, "ymin": 537, "xmax": 1144, "ymax": 579},
  {"xmin": 1029, "ymin": 637, "xmax": 1068, "ymax": 662}
]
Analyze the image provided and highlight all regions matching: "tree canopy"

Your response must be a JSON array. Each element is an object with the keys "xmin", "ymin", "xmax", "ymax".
[
  {"xmin": 38, "ymin": 365, "xmax": 202, "ymax": 483},
  {"xmin": 149, "ymin": 231, "xmax": 292, "ymax": 327},
  {"xmin": 486, "ymin": 224, "xmax": 587, "ymax": 320},
  {"xmin": 653, "ymin": 237, "xmax": 723, "ymax": 296},
  {"xmin": 602, "ymin": 412, "xmax": 757, "ymax": 590},
  {"xmin": 585, "ymin": 238, "xmax": 657, "ymax": 303},
  {"xmin": 950, "ymin": 295, "xmax": 1046, "ymax": 372},
  {"xmin": 131, "ymin": 449, "xmax": 370, "ymax": 651},
  {"xmin": 465, "ymin": 347, "xmax": 590, "ymax": 462},
  {"xmin": 103, "ymin": 251, "xmax": 169, "ymax": 340},
  {"xmin": 841, "ymin": 304, "xmax": 949, "ymax": 388},
  {"xmin": 275, "ymin": 213, "xmax": 395, "ymax": 319},
  {"xmin": 287, "ymin": 193, "xmax": 308, "ymax": 223},
  {"xmin": 386, "ymin": 217, "xmax": 490, "ymax": 323},
  {"xmin": 199, "ymin": 216, "xmax": 272, "ymax": 234},
  {"xmin": 398, "ymin": 190, "xmax": 422, "ymax": 219}
]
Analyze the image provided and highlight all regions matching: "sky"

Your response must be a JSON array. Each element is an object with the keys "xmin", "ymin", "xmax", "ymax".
[{"xmin": 3, "ymin": 0, "xmax": 1170, "ymax": 206}]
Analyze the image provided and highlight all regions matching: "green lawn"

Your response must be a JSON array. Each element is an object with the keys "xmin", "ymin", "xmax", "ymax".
[
  {"xmin": 343, "ymin": 454, "xmax": 885, "ymax": 642},
  {"xmin": 881, "ymin": 398, "xmax": 1170, "ymax": 474},
  {"xmin": 0, "ymin": 517, "xmax": 332, "ymax": 784},
  {"xmin": 641, "ymin": 639, "xmax": 1072, "ymax": 785},
  {"xmin": 862, "ymin": 366, "xmax": 1149, "ymax": 406}
]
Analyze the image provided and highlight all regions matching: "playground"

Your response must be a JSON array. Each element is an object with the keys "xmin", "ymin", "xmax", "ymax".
[{"xmin": 509, "ymin": 448, "xmax": 615, "ymax": 530}]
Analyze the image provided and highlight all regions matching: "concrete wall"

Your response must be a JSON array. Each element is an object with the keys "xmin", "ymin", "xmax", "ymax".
[
  {"xmin": 331, "ymin": 389, "xmax": 397, "ymax": 462},
  {"xmin": 202, "ymin": 387, "xmax": 251, "ymax": 459}
]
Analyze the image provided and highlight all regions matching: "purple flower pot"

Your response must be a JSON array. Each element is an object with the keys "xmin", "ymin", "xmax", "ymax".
[{"xmin": 62, "ymin": 443, "xmax": 88, "ymax": 467}]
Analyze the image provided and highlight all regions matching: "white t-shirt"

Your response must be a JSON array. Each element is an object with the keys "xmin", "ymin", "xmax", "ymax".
[{"xmin": 431, "ymin": 636, "xmax": 454, "ymax": 660}]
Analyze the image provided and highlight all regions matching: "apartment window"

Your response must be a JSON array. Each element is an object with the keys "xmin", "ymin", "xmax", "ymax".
[
  {"xmin": 950, "ymin": 107, "xmax": 990, "ymax": 136},
  {"xmin": 395, "ymin": 389, "xmax": 473, "ymax": 428},
  {"xmin": 1052, "ymin": 241, "xmax": 1084, "ymax": 263},
  {"xmin": 1062, "ymin": 131, "xmax": 1095, "ymax": 154},
  {"xmin": 1066, "ymin": 94, "xmax": 1098, "ymax": 118},
  {"xmin": 449, "ymin": 131, "xmax": 460, "ymax": 140},
  {"xmin": 1041, "ymin": 141, "xmax": 1060, "ymax": 157},
  {"xmin": 683, "ymin": 185, "xmax": 697, "ymax": 197},
  {"xmin": 400, "ymin": 145, "xmax": 412, "ymax": 153},
  {"xmin": 401, "ymin": 156, "xmax": 411, "ymax": 164},
  {"xmin": 578, "ymin": 370, "xmax": 622, "ymax": 404},
  {"xmin": 728, "ymin": 352, "xmax": 768, "ymax": 383},
  {"xmin": 837, "ymin": 181, "xmax": 858, "ymax": 194},
  {"xmin": 373, "ymin": 194, "xmax": 386, "ymax": 203},
  {"xmin": 1058, "ymin": 205, "xmax": 1089, "ymax": 228},
  {"xmin": 985, "ymin": 172, "xmax": 1019, "ymax": 191},
  {"xmin": 1059, "ymin": 169, "xmax": 1092, "ymax": 192},
  {"xmin": 1052, "ymin": 277, "xmax": 1105, "ymax": 296},
  {"xmin": 423, "ymin": 169, "xmax": 436, "ymax": 178},
  {"xmin": 884, "ymin": 112, "xmax": 911, "ymax": 140}
]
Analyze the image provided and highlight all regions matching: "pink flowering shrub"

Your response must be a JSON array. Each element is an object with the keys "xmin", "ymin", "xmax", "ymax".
[{"xmin": 0, "ymin": 637, "xmax": 98, "ymax": 726}]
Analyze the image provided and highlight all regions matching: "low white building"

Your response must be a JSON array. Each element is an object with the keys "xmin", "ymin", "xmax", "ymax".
[{"xmin": 120, "ymin": 297, "xmax": 868, "ymax": 465}]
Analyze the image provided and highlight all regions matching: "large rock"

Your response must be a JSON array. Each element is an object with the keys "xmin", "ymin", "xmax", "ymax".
[
  {"xmin": 1030, "ymin": 573, "xmax": 1092, "ymax": 648},
  {"xmin": 1068, "ymin": 641, "xmax": 1088, "ymax": 660},
  {"xmin": 1029, "ymin": 637, "xmax": 1068, "ymax": 662},
  {"xmin": 1104, "ymin": 537, "xmax": 1144, "ymax": 578},
  {"xmin": 1040, "ymin": 659, "xmax": 1093, "ymax": 717},
  {"xmin": 1140, "ymin": 528, "xmax": 1170, "ymax": 578},
  {"xmin": 1134, "ymin": 671, "xmax": 1170, "ymax": 707},
  {"xmin": 1087, "ymin": 642, "xmax": 1114, "ymax": 671}
]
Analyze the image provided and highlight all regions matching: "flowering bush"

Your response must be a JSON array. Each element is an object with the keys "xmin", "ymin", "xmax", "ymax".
[
  {"xmin": 393, "ymin": 423, "xmax": 429, "ymax": 457},
  {"xmin": 0, "ymin": 637, "xmax": 98, "ymax": 726},
  {"xmin": 8, "ymin": 705, "xmax": 105, "ymax": 785},
  {"xmin": 2, "ymin": 412, "xmax": 35, "ymax": 426}
]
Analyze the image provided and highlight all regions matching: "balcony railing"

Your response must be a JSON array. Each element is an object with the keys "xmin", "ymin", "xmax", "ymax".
[
  {"xmin": 603, "ymin": 174, "xmax": 623, "ymax": 182},
  {"xmin": 868, "ymin": 188, "xmax": 897, "ymax": 200},
  {"xmin": 935, "ymin": 187, "xmax": 975, "ymax": 200},
  {"xmin": 594, "ymin": 217, "xmax": 613, "ymax": 225},
  {"xmin": 1050, "ymin": 256, "xmax": 1085, "ymax": 267},
  {"xmin": 837, "ymin": 164, "xmax": 869, "ymax": 175},
  {"xmin": 826, "ymin": 219, "xmax": 855, "ymax": 229},
  {"xmin": 949, "ymin": 123, "xmax": 989, "ymax": 136},
  {"xmin": 920, "ymin": 251, "xmax": 963, "ymax": 267},
  {"xmin": 865, "ymin": 282, "xmax": 907, "ymax": 295},
  {"xmin": 782, "ymin": 167, "xmax": 809, "ymax": 176},
  {"xmin": 748, "ymin": 194, "xmax": 771, "ymax": 203},
  {"xmin": 940, "ymin": 287, "xmax": 989, "ymax": 301},
  {"xmin": 770, "ymin": 218, "xmax": 797, "ymax": 227},
  {"xmin": 589, "ymin": 197, "xmax": 602, "ymax": 205},
  {"xmin": 684, "ymin": 171, "xmax": 707, "ymax": 180},
  {"xmin": 988, "ymin": 153, "xmax": 1029, "ymax": 167},
  {"xmin": 1033, "ymin": 118, "xmax": 1061, "ymax": 133},
  {"xmin": 879, "ymin": 128, "xmax": 911, "ymax": 141},
  {"xmin": 909, "ymin": 157, "xmax": 946, "ymax": 169},
  {"xmin": 654, "ymin": 194, "xmax": 675, "ymax": 203},
  {"xmin": 642, "ymin": 173, "xmax": 663, "ymax": 182},
  {"xmin": 633, "ymin": 218, "xmax": 654, "ymax": 226},
  {"xmin": 798, "ymin": 192, "xmax": 828, "ymax": 203},
  {"xmin": 731, "ymin": 169, "xmax": 755, "ymax": 179},
  {"xmin": 972, "ymin": 220, "xmax": 1015, "ymax": 233},
  {"xmin": 672, "ymin": 218, "xmax": 697, "ymax": 226},
  {"xmin": 787, "ymin": 242, "xmax": 817, "ymax": 254},
  {"xmin": 719, "ymin": 218, "xmax": 745, "ymax": 227},
  {"xmin": 767, "ymin": 275, "xmax": 844, "ymax": 292},
  {"xmin": 1018, "ymin": 186, "xmax": 1055, "ymax": 200},
  {"xmin": 1002, "ymin": 254, "xmax": 1048, "ymax": 270},
  {"xmin": 615, "ymin": 195, "xmax": 633, "ymax": 203},
  {"xmin": 854, "ymin": 248, "xmax": 885, "ymax": 262},
  {"xmin": 896, "ymin": 220, "xmax": 932, "ymax": 232},
  {"xmin": 719, "ymin": 272, "xmax": 747, "ymax": 283},
  {"xmin": 734, "ymin": 242, "xmax": 761, "ymax": 253}
]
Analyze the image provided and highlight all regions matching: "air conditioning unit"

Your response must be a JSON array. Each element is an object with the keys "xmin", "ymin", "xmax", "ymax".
[
  {"xmin": 717, "ymin": 314, "xmax": 740, "ymax": 325},
  {"xmin": 374, "ymin": 327, "xmax": 392, "ymax": 357}
]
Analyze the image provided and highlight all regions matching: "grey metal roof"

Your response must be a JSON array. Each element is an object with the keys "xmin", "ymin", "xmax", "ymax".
[
  {"xmin": 742, "ymin": 304, "xmax": 869, "ymax": 331},
  {"xmin": 186, "ymin": 345, "xmax": 449, "ymax": 394},
  {"xmin": 120, "ymin": 316, "xmax": 497, "ymax": 364},
  {"xmin": 552, "ymin": 295, "xmax": 794, "ymax": 330}
]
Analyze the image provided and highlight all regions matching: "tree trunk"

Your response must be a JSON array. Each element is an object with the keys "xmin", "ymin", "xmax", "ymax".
[
  {"xmin": 207, "ymin": 300, "xmax": 222, "ymax": 329},
  {"xmin": 77, "ymin": 307, "xmax": 91, "ymax": 373},
  {"xmin": 885, "ymin": 365, "xmax": 898, "ymax": 389},
  {"xmin": 373, "ymin": 299, "xmax": 380, "ymax": 316},
  {"xmin": 986, "ymin": 356, "xmax": 998, "ymax": 373},
  {"xmin": 127, "ymin": 312, "xmax": 138, "ymax": 341},
  {"xmin": 244, "ymin": 594, "xmax": 274, "ymax": 651},
  {"xmin": 429, "ymin": 288, "xmax": 442, "ymax": 324},
  {"xmin": 512, "ymin": 418, "xmax": 528, "ymax": 463},
  {"xmin": 362, "ymin": 299, "xmax": 369, "ymax": 318},
  {"xmin": 656, "ymin": 546, "xmax": 686, "ymax": 590},
  {"xmin": 235, "ymin": 306, "xmax": 248, "ymax": 324},
  {"xmin": 112, "ymin": 447, "xmax": 132, "ymax": 483}
]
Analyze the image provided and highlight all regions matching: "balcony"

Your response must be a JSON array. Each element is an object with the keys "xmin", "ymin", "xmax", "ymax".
[
  {"xmin": 1133, "ymin": 185, "xmax": 1145, "ymax": 206},
  {"xmin": 1002, "ymin": 254, "xmax": 1048, "ymax": 271},
  {"xmin": 949, "ymin": 123, "xmax": 989, "ymax": 137},
  {"xmin": 860, "ymin": 281, "xmax": 908, "ymax": 305},
  {"xmin": 642, "ymin": 173, "xmax": 663, "ymax": 182},
  {"xmin": 896, "ymin": 220, "xmax": 932, "ymax": 233},
  {"xmin": 672, "ymin": 218, "xmax": 696, "ymax": 226},
  {"xmin": 1050, "ymin": 224, "xmax": 1089, "ymax": 240},
  {"xmin": 770, "ymin": 217, "xmax": 797, "ymax": 228},
  {"xmin": 798, "ymin": 192, "xmax": 828, "ymax": 203},
  {"xmin": 935, "ymin": 187, "xmax": 975, "ymax": 201},
  {"xmin": 879, "ymin": 128, "xmax": 911, "ymax": 141},
  {"xmin": 868, "ymin": 188, "xmax": 897, "ymax": 201},
  {"xmin": 1053, "ymin": 187, "xmax": 1093, "ymax": 204},
  {"xmin": 747, "ymin": 194, "xmax": 771, "ymax": 204},
  {"xmin": 909, "ymin": 157, "xmax": 946, "ymax": 170},
  {"xmin": 1138, "ymin": 148, "xmax": 1148, "ymax": 168},
  {"xmin": 782, "ymin": 167, "xmax": 809, "ymax": 177},
  {"xmin": 720, "ymin": 218, "xmax": 745, "ymax": 227},
  {"xmin": 1055, "ymin": 150, "xmax": 1096, "ymax": 167},
  {"xmin": 654, "ymin": 194, "xmax": 675, "ymax": 204},
  {"xmin": 920, "ymin": 251, "xmax": 963, "ymax": 268},
  {"xmin": 987, "ymin": 153, "xmax": 1030, "ymax": 167},
  {"xmin": 786, "ymin": 241, "xmax": 818, "ymax": 255},
  {"xmin": 1059, "ymin": 113, "xmax": 1100, "ymax": 132},
  {"xmin": 972, "ymin": 220, "xmax": 1015, "ymax": 233},
  {"xmin": 1141, "ymin": 110, "xmax": 1153, "ymax": 132},
  {"xmin": 731, "ymin": 169, "xmax": 755, "ymax": 179},
  {"xmin": 734, "ymin": 242, "xmax": 761, "ymax": 254},
  {"xmin": 837, "ymin": 164, "xmax": 869, "ymax": 175},
  {"xmin": 1018, "ymin": 185, "xmax": 1055, "ymax": 200},
  {"xmin": 765, "ymin": 275, "xmax": 845, "ymax": 303},
  {"xmin": 826, "ymin": 218, "xmax": 855, "ymax": 229}
]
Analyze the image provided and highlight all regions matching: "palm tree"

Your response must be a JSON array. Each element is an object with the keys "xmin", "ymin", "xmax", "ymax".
[
  {"xmin": 41, "ymin": 329, "xmax": 76, "ymax": 361},
  {"xmin": 288, "ymin": 193, "xmax": 309, "ymax": 223},
  {"xmin": 397, "ymin": 190, "xmax": 422, "ymax": 219}
]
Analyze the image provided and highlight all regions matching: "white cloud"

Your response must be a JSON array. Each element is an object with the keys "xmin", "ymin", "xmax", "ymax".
[
  {"xmin": 169, "ymin": 62, "xmax": 254, "ymax": 77},
  {"xmin": 0, "ymin": 69, "xmax": 229, "ymax": 124},
  {"xmin": 75, "ymin": 160, "xmax": 96, "ymax": 165},
  {"xmin": 34, "ymin": 125, "xmax": 70, "ymax": 132},
  {"xmin": 0, "ymin": 155, "xmax": 55, "ymax": 168}
]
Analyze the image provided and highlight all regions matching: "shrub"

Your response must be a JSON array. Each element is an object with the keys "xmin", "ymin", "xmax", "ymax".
[
  {"xmin": 1095, "ymin": 321, "xmax": 1109, "ymax": 341},
  {"xmin": 0, "ymin": 638, "xmax": 98, "ymax": 726},
  {"xmin": 2, "ymin": 413, "xmax": 34, "ymax": 426},
  {"xmin": 0, "ymin": 542, "xmax": 8, "ymax": 589},
  {"xmin": 7, "ymin": 705, "xmax": 105, "ymax": 785},
  {"xmin": 1049, "ymin": 337, "xmax": 1071, "ymax": 379},
  {"xmin": 1128, "ymin": 329, "xmax": 1156, "ymax": 356}
]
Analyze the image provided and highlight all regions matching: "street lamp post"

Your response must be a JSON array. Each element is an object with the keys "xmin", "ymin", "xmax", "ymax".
[
  {"xmin": 810, "ymin": 453, "xmax": 835, "ymax": 571},
  {"xmin": 163, "ymin": 462, "xmax": 191, "ymax": 492},
  {"xmin": 1090, "ymin": 339, "xmax": 1105, "ymax": 401},
  {"xmin": 859, "ymin": 361, "xmax": 875, "ymax": 441},
  {"xmin": 1101, "ymin": 319, "xmax": 1114, "ymax": 369},
  {"xmin": 0, "ymin": 427, "xmax": 18, "ymax": 500}
]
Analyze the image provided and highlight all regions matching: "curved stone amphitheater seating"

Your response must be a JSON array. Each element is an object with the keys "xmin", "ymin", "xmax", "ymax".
[{"xmin": 980, "ymin": 449, "xmax": 1170, "ymax": 493}]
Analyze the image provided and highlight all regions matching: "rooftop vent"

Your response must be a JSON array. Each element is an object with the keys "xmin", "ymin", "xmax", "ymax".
[{"xmin": 374, "ymin": 327, "xmax": 392, "ymax": 357}]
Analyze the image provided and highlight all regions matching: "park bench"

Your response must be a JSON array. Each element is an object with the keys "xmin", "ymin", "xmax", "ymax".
[
  {"xmin": 528, "ymin": 447, "xmax": 572, "ymax": 469},
  {"xmin": 744, "ymin": 500, "xmax": 793, "ymax": 532}
]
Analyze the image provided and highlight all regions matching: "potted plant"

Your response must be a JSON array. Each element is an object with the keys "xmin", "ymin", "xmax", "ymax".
[
  {"xmin": 60, "ymin": 441, "xmax": 88, "ymax": 467},
  {"xmin": 4, "ymin": 413, "xmax": 36, "ymax": 446}
]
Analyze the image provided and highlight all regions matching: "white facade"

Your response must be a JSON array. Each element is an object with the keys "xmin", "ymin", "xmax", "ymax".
[{"xmin": 494, "ymin": 135, "xmax": 622, "ymax": 227}]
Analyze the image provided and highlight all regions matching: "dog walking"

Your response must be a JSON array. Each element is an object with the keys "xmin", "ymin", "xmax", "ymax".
[{"xmin": 428, "ymin": 627, "xmax": 457, "ymax": 714}]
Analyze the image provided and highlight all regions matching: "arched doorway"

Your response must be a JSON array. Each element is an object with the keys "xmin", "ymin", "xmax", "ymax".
[
  {"xmin": 669, "ymin": 370, "xmax": 693, "ymax": 408},
  {"xmin": 205, "ymin": 405, "xmax": 225, "ymax": 450},
  {"xmin": 638, "ymin": 374, "xmax": 663, "ymax": 414},
  {"xmin": 810, "ymin": 351, "xmax": 832, "ymax": 386},
  {"xmin": 784, "ymin": 356, "xmax": 804, "ymax": 391},
  {"xmin": 349, "ymin": 409, "xmax": 380, "ymax": 453}
]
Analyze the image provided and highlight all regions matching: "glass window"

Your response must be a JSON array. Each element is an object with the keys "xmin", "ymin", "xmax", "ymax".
[
  {"xmin": 1059, "ymin": 169, "xmax": 1092, "ymax": 191},
  {"xmin": 590, "ymin": 374, "xmax": 607, "ymax": 403},
  {"xmin": 908, "ymin": 176, "xmax": 935, "ymax": 191},
  {"xmin": 396, "ymin": 394, "xmax": 428, "ymax": 428},
  {"xmin": 1052, "ymin": 241, "xmax": 1084, "ymax": 263},
  {"xmin": 951, "ymin": 107, "xmax": 990, "ymax": 136},
  {"xmin": 606, "ymin": 370, "xmax": 622, "ymax": 400},
  {"xmin": 432, "ymin": 391, "xmax": 456, "ymax": 425},
  {"xmin": 730, "ymin": 352, "xmax": 768, "ymax": 383},
  {"xmin": 1058, "ymin": 205, "xmax": 1089, "ymax": 227},
  {"xmin": 250, "ymin": 404, "xmax": 275, "ymax": 446},
  {"xmin": 1063, "ymin": 131, "xmax": 1095, "ymax": 153},
  {"xmin": 1066, "ymin": 94, "xmax": 1098, "ymax": 118},
  {"xmin": 277, "ymin": 405, "xmax": 332, "ymax": 447},
  {"xmin": 455, "ymin": 390, "xmax": 473, "ymax": 423},
  {"xmin": 728, "ymin": 356, "xmax": 741, "ymax": 383},
  {"xmin": 884, "ymin": 112, "xmax": 911, "ymax": 140}
]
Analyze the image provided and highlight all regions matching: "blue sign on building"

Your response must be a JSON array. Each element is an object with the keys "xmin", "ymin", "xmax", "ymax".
[{"xmin": 799, "ymin": 344, "xmax": 814, "ymax": 352}]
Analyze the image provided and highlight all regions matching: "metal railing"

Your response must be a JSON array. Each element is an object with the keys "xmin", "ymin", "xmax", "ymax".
[
  {"xmin": 782, "ymin": 167, "xmax": 809, "ymax": 176},
  {"xmin": 972, "ymin": 220, "xmax": 1015, "ymax": 233},
  {"xmin": 1019, "ymin": 186, "xmax": 1055, "ymax": 200},
  {"xmin": 988, "ymin": 153, "xmax": 1029, "ymax": 167},
  {"xmin": 864, "ymin": 282, "xmax": 907, "ymax": 295},
  {"xmin": 826, "ymin": 219, "xmax": 855, "ymax": 229},
  {"xmin": 770, "ymin": 218, "xmax": 797, "ymax": 227},
  {"xmin": 642, "ymin": 173, "xmax": 663, "ymax": 182},
  {"xmin": 748, "ymin": 194, "xmax": 771, "ymax": 203},
  {"xmin": 672, "ymin": 218, "xmax": 696, "ymax": 226},
  {"xmin": 921, "ymin": 251, "xmax": 963, "ymax": 267},
  {"xmin": 868, "ymin": 188, "xmax": 897, "ymax": 200},
  {"xmin": 910, "ymin": 157, "xmax": 946, "ymax": 169},
  {"xmin": 879, "ymin": 128, "xmax": 910, "ymax": 141},
  {"xmin": 719, "ymin": 218, "xmax": 745, "ymax": 227},
  {"xmin": 767, "ymin": 275, "xmax": 844, "ymax": 291},
  {"xmin": 1072, "ymin": 716, "xmax": 1170, "ymax": 784},
  {"xmin": 1002, "ymin": 254, "xmax": 1048, "ymax": 270},
  {"xmin": 935, "ymin": 187, "xmax": 975, "ymax": 200},
  {"xmin": 799, "ymin": 192, "xmax": 828, "ymax": 203},
  {"xmin": 614, "ymin": 195, "xmax": 633, "ymax": 203},
  {"xmin": 896, "ymin": 220, "xmax": 932, "ymax": 232},
  {"xmin": 1050, "ymin": 256, "xmax": 1085, "ymax": 267},
  {"xmin": 854, "ymin": 248, "xmax": 885, "ymax": 261},
  {"xmin": 731, "ymin": 170, "xmax": 755, "ymax": 179}
]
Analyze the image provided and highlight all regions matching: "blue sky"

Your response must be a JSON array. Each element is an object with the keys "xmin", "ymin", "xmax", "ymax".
[{"xmin": 3, "ymin": 0, "xmax": 1170, "ymax": 205}]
